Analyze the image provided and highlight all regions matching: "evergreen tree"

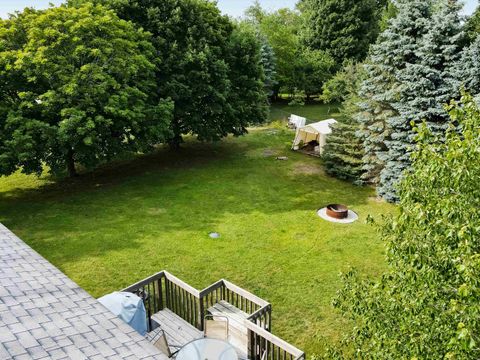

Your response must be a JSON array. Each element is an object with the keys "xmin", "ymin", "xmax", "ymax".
[
  {"xmin": 254, "ymin": 8, "xmax": 301, "ymax": 99},
  {"xmin": 380, "ymin": 0, "xmax": 464, "ymax": 201},
  {"xmin": 452, "ymin": 36, "xmax": 480, "ymax": 96},
  {"xmin": 357, "ymin": 0, "xmax": 432, "ymax": 188},
  {"xmin": 321, "ymin": 61, "xmax": 361, "ymax": 104},
  {"xmin": 465, "ymin": 5, "xmax": 480, "ymax": 43},
  {"xmin": 322, "ymin": 63, "xmax": 365, "ymax": 183},
  {"xmin": 300, "ymin": 0, "xmax": 383, "ymax": 64},
  {"xmin": 258, "ymin": 35, "xmax": 277, "ymax": 99},
  {"xmin": 356, "ymin": 62, "xmax": 395, "ymax": 186},
  {"xmin": 327, "ymin": 93, "xmax": 480, "ymax": 359}
]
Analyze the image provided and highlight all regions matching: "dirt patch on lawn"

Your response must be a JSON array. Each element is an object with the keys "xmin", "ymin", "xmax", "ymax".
[
  {"xmin": 146, "ymin": 207, "xmax": 167, "ymax": 215},
  {"xmin": 292, "ymin": 162, "xmax": 325, "ymax": 176},
  {"xmin": 245, "ymin": 147, "xmax": 282, "ymax": 158}
]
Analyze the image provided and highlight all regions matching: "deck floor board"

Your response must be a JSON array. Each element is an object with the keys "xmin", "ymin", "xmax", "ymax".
[{"xmin": 151, "ymin": 309, "xmax": 203, "ymax": 348}]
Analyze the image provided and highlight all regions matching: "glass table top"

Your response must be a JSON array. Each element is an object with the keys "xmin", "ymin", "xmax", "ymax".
[{"xmin": 175, "ymin": 338, "xmax": 239, "ymax": 360}]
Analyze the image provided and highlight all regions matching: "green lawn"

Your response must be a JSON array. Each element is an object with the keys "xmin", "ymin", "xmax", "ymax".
[
  {"xmin": 0, "ymin": 117, "xmax": 393, "ymax": 355},
  {"xmin": 269, "ymin": 102, "xmax": 343, "ymax": 123}
]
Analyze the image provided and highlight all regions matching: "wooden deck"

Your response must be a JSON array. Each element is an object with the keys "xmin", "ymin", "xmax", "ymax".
[
  {"xmin": 123, "ymin": 270, "xmax": 305, "ymax": 360},
  {"xmin": 208, "ymin": 300, "xmax": 249, "ymax": 356},
  {"xmin": 151, "ymin": 309, "xmax": 203, "ymax": 348}
]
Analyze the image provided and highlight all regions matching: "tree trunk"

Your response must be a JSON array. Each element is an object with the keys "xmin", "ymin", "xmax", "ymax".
[
  {"xmin": 168, "ymin": 119, "xmax": 183, "ymax": 150},
  {"xmin": 271, "ymin": 86, "xmax": 280, "ymax": 103},
  {"xmin": 66, "ymin": 149, "xmax": 78, "ymax": 178},
  {"xmin": 168, "ymin": 136, "xmax": 182, "ymax": 150}
]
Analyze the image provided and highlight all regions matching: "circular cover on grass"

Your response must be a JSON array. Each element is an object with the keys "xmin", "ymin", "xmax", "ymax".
[{"xmin": 317, "ymin": 207, "xmax": 358, "ymax": 224}]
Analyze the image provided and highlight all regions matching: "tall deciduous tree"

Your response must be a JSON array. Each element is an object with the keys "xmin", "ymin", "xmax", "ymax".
[
  {"xmin": 300, "ymin": 0, "xmax": 383, "ymax": 64},
  {"xmin": 246, "ymin": 6, "xmax": 301, "ymax": 98},
  {"xmin": 379, "ymin": 0, "xmax": 399, "ymax": 31},
  {"xmin": 226, "ymin": 25, "xmax": 268, "ymax": 132},
  {"xmin": 91, "ymin": 0, "xmax": 267, "ymax": 148},
  {"xmin": 327, "ymin": 93, "xmax": 480, "ymax": 359},
  {"xmin": 0, "ymin": 4, "xmax": 171, "ymax": 177},
  {"xmin": 294, "ymin": 48, "xmax": 335, "ymax": 101}
]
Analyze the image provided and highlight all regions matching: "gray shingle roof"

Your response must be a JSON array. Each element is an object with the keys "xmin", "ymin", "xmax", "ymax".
[{"xmin": 0, "ymin": 223, "xmax": 167, "ymax": 360}]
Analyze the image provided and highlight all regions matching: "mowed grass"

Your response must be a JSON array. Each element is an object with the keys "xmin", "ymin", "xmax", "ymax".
[
  {"xmin": 0, "ymin": 121, "xmax": 394, "ymax": 355},
  {"xmin": 269, "ymin": 102, "xmax": 343, "ymax": 123}
]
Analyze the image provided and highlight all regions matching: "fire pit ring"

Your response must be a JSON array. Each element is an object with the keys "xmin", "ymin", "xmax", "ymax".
[
  {"xmin": 326, "ymin": 204, "xmax": 349, "ymax": 219},
  {"xmin": 317, "ymin": 205, "xmax": 359, "ymax": 224}
]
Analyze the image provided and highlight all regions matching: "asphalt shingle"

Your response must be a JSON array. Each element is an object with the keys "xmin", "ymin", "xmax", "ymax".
[{"xmin": 0, "ymin": 223, "xmax": 167, "ymax": 360}]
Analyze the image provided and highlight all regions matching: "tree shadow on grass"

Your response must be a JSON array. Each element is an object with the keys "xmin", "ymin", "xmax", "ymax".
[{"xmin": 0, "ymin": 130, "xmax": 378, "ymax": 269}]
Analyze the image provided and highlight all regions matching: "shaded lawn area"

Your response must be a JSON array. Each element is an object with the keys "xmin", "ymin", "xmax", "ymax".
[
  {"xmin": 269, "ymin": 102, "xmax": 343, "ymax": 124},
  {"xmin": 0, "ymin": 125, "xmax": 394, "ymax": 355}
]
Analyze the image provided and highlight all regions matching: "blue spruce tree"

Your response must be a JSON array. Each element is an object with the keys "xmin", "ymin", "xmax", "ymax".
[
  {"xmin": 380, "ymin": 0, "xmax": 464, "ymax": 201},
  {"xmin": 357, "ymin": 0, "xmax": 432, "ymax": 190},
  {"xmin": 452, "ymin": 36, "xmax": 480, "ymax": 96},
  {"xmin": 259, "ymin": 35, "xmax": 277, "ymax": 99},
  {"xmin": 322, "ymin": 64, "xmax": 366, "ymax": 183}
]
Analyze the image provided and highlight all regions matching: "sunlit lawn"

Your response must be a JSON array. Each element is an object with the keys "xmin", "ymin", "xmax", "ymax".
[
  {"xmin": 269, "ymin": 101, "xmax": 343, "ymax": 123},
  {"xmin": 0, "ymin": 113, "xmax": 393, "ymax": 355}
]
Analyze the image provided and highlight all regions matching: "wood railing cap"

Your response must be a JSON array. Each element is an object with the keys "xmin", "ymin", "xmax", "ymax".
[
  {"xmin": 163, "ymin": 271, "xmax": 201, "ymax": 297},
  {"xmin": 121, "ymin": 270, "xmax": 165, "ymax": 292},
  {"xmin": 243, "ymin": 320, "xmax": 305, "ymax": 357},
  {"xmin": 222, "ymin": 279, "xmax": 270, "ymax": 307}
]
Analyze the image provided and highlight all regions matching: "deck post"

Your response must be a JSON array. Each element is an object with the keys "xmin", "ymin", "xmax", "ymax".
[{"xmin": 199, "ymin": 296, "xmax": 205, "ymax": 331}]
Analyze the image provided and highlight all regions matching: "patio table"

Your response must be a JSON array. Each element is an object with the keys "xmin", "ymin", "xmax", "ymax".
[{"xmin": 175, "ymin": 338, "xmax": 238, "ymax": 360}]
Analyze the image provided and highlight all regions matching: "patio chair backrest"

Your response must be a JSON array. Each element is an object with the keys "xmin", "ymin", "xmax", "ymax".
[
  {"xmin": 148, "ymin": 328, "xmax": 173, "ymax": 357},
  {"xmin": 204, "ymin": 314, "xmax": 229, "ymax": 341}
]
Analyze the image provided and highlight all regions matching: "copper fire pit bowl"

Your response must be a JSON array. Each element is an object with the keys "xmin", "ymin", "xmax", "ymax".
[{"xmin": 326, "ymin": 204, "xmax": 349, "ymax": 219}]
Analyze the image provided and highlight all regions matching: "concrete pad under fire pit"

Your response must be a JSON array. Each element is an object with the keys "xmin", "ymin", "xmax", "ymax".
[{"xmin": 317, "ymin": 207, "xmax": 359, "ymax": 224}]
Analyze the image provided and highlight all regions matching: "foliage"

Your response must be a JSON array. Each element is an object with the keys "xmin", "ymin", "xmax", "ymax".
[
  {"xmin": 244, "ymin": 0, "xmax": 265, "ymax": 25},
  {"xmin": 327, "ymin": 93, "xmax": 480, "ymax": 359},
  {"xmin": 92, "ymin": 0, "xmax": 267, "ymax": 147},
  {"xmin": 321, "ymin": 62, "xmax": 362, "ymax": 104},
  {"xmin": 258, "ymin": 34, "xmax": 278, "ymax": 98},
  {"xmin": 465, "ymin": 5, "xmax": 480, "ymax": 43},
  {"xmin": 287, "ymin": 90, "xmax": 306, "ymax": 106},
  {"xmin": 354, "ymin": 0, "xmax": 430, "ymax": 188},
  {"xmin": 300, "ymin": 0, "xmax": 383, "ymax": 64},
  {"xmin": 452, "ymin": 36, "xmax": 480, "ymax": 96},
  {"xmin": 0, "ymin": 4, "xmax": 171, "ymax": 177},
  {"xmin": 378, "ymin": 0, "xmax": 398, "ymax": 31},
  {"xmin": 294, "ymin": 48, "xmax": 335, "ymax": 100},
  {"xmin": 245, "ymin": 6, "xmax": 301, "ymax": 97},
  {"xmin": 380, "ymin": 0, "xmax": 464, "ymax": 202},
  {"xmin": 322, "ymin": 64, "xmax": 365, "ymax": 183},
  {"xmin": 226, "ymin": 25, "xmax": 269, "ymax": 130}
]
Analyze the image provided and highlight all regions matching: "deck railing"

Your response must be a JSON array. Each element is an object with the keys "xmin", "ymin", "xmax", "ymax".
[
  {"xmin": 122, "ymin": 271, "xmax": 166, "ymax": 331},
  {"xmin": 122, "ymin": 270, "xmax": 305, "ymax": 359},
  {"xmin": 164, "ymin": 272, "xmax": 201, "ymax": 329},
  {"xmin": 245, "ymin": 321, "xmax": 305, "ymax": 360}
]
